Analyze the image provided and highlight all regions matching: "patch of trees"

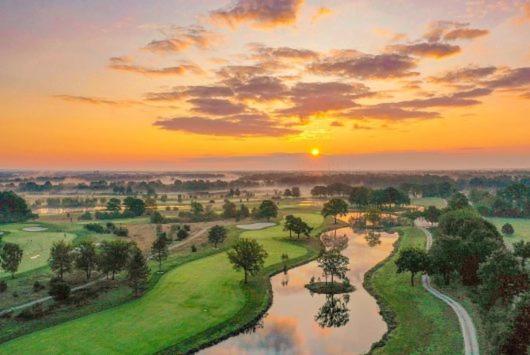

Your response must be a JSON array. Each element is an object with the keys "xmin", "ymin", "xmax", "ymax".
[
  {"xmin": 208, "ymin": 225, "xmax": 227, "ymax": 247},
  {"xmin": 349, "ymin": 186, "xmax": 410, "ymax": 208},
  {"xmin": 283, "ymin": 186, "xmax": 301, "ymax": 197},
  {"xmin": 0, "ymin": 191, "xmax": 36, "ymax": 223},
  {"xmin": 46, "ymin": 197, "xmax": 97, "ymax": 208},
  {"xmin": 84, "ymin": 222, "xmax": 128, "ymax": 237},
  {"xmin": 283, "ymin": 215, "xmax": 313, "ymax": 238},
  {"xmin": 471, "ymin": 183, "xmax": 530, "ymax": 218},
  {"xmin": 221, "ymin": 200, "xmax": 250, "ymax": 221},
  {"xmin": 253, "ymin": 200, "xmax": 278, "ymax": 221},
  {"xmin": 399, "ymin": 181, "xmax": 455, "ymax": 198},
  {"xmin": 94, "ymin": 197, "xmax": 146, "ymax": 220},
  {"xmin": 18, "ymin": 181, "xmax": 61, "ymax": 192},
  {"xmin": 321, "ymin": 198, "xmax": 349, "ymax": 224},
  {"xmin": 0, "ymin": 242, "xmax": 24, "ymax": 278}
]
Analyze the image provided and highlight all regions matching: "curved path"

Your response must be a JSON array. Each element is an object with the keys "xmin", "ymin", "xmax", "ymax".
[{"xmin": 418, "ymin": 224, "xmax": 480, "ymax": 355}]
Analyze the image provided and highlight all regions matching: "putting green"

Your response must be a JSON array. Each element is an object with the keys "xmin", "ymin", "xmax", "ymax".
[
  {"xmin": 486, "ymin": 217, "xmax": 530, "ymax": 247},
  {"xmin": 0, "ymin": 213, "xmax": 322, "ymax": 354}
]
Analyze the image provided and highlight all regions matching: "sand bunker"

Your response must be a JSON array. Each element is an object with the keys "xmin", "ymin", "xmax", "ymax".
[
  {"xmin": 236, "ymin": 222, "xmax": 276, "ymax": 230},
  {"xmin": 23, "ymin": 226, "xmax": 48, "ymax": 232}
]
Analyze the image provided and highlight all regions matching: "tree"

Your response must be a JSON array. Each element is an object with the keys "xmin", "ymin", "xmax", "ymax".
[
  {"xmin": 501, "ymin": 223, "xmax": 514, "ymax": 235},
  {"xmin": 49, "ymin": 240, "xmax": 73, "ymax": 280},
  {"xmin": 500, "ymin": 291, "xmax": 530, "ymax": 354},
  {"xmin": 283, "ymin": 215, "xmax": 297, "ymax": 238},
  {"xmin": 348, "ymin": 186, "xmax": 371, "ymax": 208},
  {"xmin": 98, "ymin": 240, "xmax": 130, "ymax": 279},
  {"xmin": 311, "ymin": 185, "xmax": 328, "ymax": 197},
  {"xmin": 0, "ymin": 191, "xmax": 35, "ymax": 223},
  {"xmin": 447, "ymin": 192, "xmax": 469, "ymax": 210},
  {"xmin": 317, "ymin": 249, "xmax": 349, "ymax": 284},
  {"xmin": 123, "ymin": 197, "xmax": 145, "ymax": 216},
  {"xmin": 256, "ymin": 200, "xmax": 278, "ymax": 221},
  {"xmin": 222, "ymin": 200, "xmax": 237, "ymax": 219},
  {"xmin": 106, "ymin": 198, "xmax": 121, "ymax": 212},
  {"xmin": 322, "ymin": 198, "xmax": 348, "ymax": 224},
  {"xmin": 150, "ymin": 211, "xmax": 165, "ymax": 224},
  {"xmin": 291, "ymin": 217, "xmax": 313, "ymax": 239},
  {"xmin": 208, "ymin": 225, "xmax": 227, "ymax": 247},
  {"xmin": 284, "ymin": 188, "xmax": 292, "ymax": 197},
  {"xmin": 424, "ymin": 206, "xmax": 442, "ymax": 225},
  {"xmin": 395, "ymin": 248, "xmax": 429, "ymax": 286},
  {"xmin": 127, "ymin": 247, "xmax": 150, "ymax": 296},
  {"xmin": 49, "ymin": 279, "xmax": 71, "ymax": 301},
  {"xmin": 291, "ymin": 187, "xmax": 301, "ymax": 197},
  {"xmin": 177, "ymin": 228, "xmax": 189, "ymax": 241},
  {"xmin": 191, "ymin": 201, "xmax": 204, "ymax": 216},
  {"xmin": 365, "ymin": 208, "xmax": 381, "ymax": 229},
  {"xmin": 513, "ymin": 240, "xmax": 530, "ymax": 268},
  {"xmin": 0, "ymin": 242, "xmax": 23, "ymax": 278},
  {"xmin": 315, "ymin": 294, "xmax": 350, "ymax": 328},
  {"xmin": 321, "ymin": 232, "xmax": 349, "ymax": 251},
  {"xmin": 237, "ymin": 204, "xmax": 250, "ymax": 220},
  {"xmin": 227, "ymin": 238, "xmax": 268, "ymax": 283},
  {"xmin": 428, "ymin": 235, "xmax": 462, "ymax": 285},
  {"xmin": 74, "ymin": 240, "xmax": 97, "ymax": 280},
  {"xmin": 151, "ymin": 235, "xmax": 168, "ymax": 272}
]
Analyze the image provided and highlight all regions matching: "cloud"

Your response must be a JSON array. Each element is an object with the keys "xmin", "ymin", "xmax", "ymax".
[
  {"xmin": 53, "ymin": 95, "xmax": 139, "ymax": 106},
  {"xmin": 145, "ymin": 85, "xmax": 234, "ymax": 101},
  {"xmin": 429, "ymin": 66, "xmax": 497, "ymax": 83},
  {"xmin": 144, "ymin": 25, "xmax": 220, "ymax": 54},
  {"xmin": 443, "ymin": 28, "xmax": 489, "ymax": 41},
  {"xmin": 224, "ymin": 75, "xmax": 289, "ymax": 100},
  {"xmin": 396, "ymin": 88, "xmax": 492, "ymax": 108},
  {"xmin": 330, "ymin": 121, "xmax": 343, "ymax": 127},
  {"xmin": 188, "ymin": 98, "xmax": 246, "ymax": 115},
  {"xmin": 373, "ymin": 28, "xmax": 408, "ymax": 42},
  {"xmin": 309, "ymin": 53, "xmax": 418, "ymax": 79},
  {"xmin": 248, "ymin": 43, "xmax": 319, "ymax": 61},
  {"xmin": 210, "ymin": 0, "xmax": 304, "ymax": 28},
  {"xmin": 485, "ymin": 67, "xmax": 530, "ymax": 89},
  {"xmin": 388, "ymin": 42, "xmax": 460, "ymax": 58},
  {"xmin": 311, "ymin": 7, "xmax": 333, "ymax": 24},
  {"xmin": 153, "ymin": 113, "xmax": 299, "ymax": 137},
  {"xmin": 108, "ymin": 57, "xmax": 202, "ymax": 76},
  {"xmin": 346, "ymin": 104, "xmax": 439, "ymax": 120}
]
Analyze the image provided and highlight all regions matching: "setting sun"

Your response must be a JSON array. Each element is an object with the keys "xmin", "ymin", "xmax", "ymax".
[{"xmin": 311, "ymin": 148, "xmax": 320, "ymax": 157}]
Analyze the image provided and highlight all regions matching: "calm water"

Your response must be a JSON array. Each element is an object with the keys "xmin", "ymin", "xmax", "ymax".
[{"xmin": 201, "ymin": 227, "xmax": 397, "ymax": 355}]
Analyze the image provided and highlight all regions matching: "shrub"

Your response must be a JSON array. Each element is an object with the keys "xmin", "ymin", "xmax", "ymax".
[
  {"xmin": 33, "ymin": 280, "xmax": 45, "ymax": 292},
  {"xmin": 78, "ymin": 211, "xmax": 93, "ymax": 221},
  {"xmin": 501, "ymin": 223, "xmax": 514, "ymax": 235},
  {"xmin": 191, "ymin": 244, "xmax": 197, "ymax": 253},
  {"xmin": 17, "ymin": 303, "xmax": 45, "ymax": 320},
  {"xmin": 114, "ymin": 226, "xmax": 129, "ymax": 237},
  {"xmin": 49, "ymin": 279, "xmax": 71, "ymax": 301},
  {"xmin": 0, "ymin": 280, "xmax": 7, "ymax": 293},
  {"xmin": 84, "ymin": 223, "xmax": 107, "ymax": 234}
]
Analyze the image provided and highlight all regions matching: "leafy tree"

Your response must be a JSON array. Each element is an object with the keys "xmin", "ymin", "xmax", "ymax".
[
  {"xmin": 428, "ymin": 235, "xmax": 462, "ymax": 285},
  {"xmin": 500, "ymin": 291, "xmax": 530, "ymax": 354},
  {"xmin": 291, "ymin": 217, "xmax": 313, "ymax": 238},
  {"xmin": 208, "ymin": 225, "xmax": 227, "ymax": 247},
  {"xmin": 291, "ymin": 187, "xmax": 301, "ymax": 197},
  {"xmin": 348, "ymin": 186, "xmax": 371, "ymax": 208},
  {"xmin": 365, "ymin": 208, "xmax": 381, "ymax": 229},
  {"xmin": 177, "ymin": 228, "xmax": 189, "ymax": 241},
  {"xmin": 311, "ymin": 185, "xmax": 328, "ymax": 197},
  {"xmin": 237, "ymin": 204, "xmax": 250, "ymax": 220},
  {"xmin": 222, "ymin": 200, "xmax": 237, "ymax": 219},
  {"xmin": 424, "ymin": 206, "xmax": 442, "ymax": 225},
  {"xmin": 191, "ymin": 201, "xmax": 204, "ymax": 216},
  {"xmin": 284, "ymin": 188, "xmax": 292, "ymax": 197},
  {"xmin": 317, "ymin": 249, "xmax": 349, "ymax": 284},
  {"xmin": 106, "ymin": 198, "xmax": 121, "ymax": 212},
  {"xmin": 501, "ymin": 223, "xmax": 514, "ymax": 235},
  {"xmin": 123, "ymin": 197, "xmax": 146, "ymax": 216},
  {"xmin": 150, "ymin": 211, "xmax": 165, "ymax": 224},
  {"xmin": 256, "ymin": 200, "xmax": 278, "ymax": 221},
  {"xmin": 447, "ymin": 192, "xmax": 470, "ymax": 210},
  {"xmin": 283, "ymin": 215, "xmax": 297, "ymax": 238},
  {"xmin": 74, "ymin": 240, "xmax": 97, "ymax": 280},
  {"xmin": 513, "ymin": 240, "xmax": 530, "ymax": 268},
  {"xmin": 49, "ymin": 279, "xmax": 71, "ymax": 301},
  {"xmin": 49, "ymin": 240, "xmax": 73, "ymax": 280},
  {"xmin": 0, "ymin": 191, "xmax": 35, "ymax": 223},
  {"xmin": 227, "ymin": 238, "xmax": 268, "ymax": 283},
  {"xmin": 395, "ymin": 248, "xmax": 429, "ymax": 286},
  {"xmin": 151, "ymin": 235, "xmax": 168, "ymax": 272},
  {"xmin": 0, "ymin": 242, "xmax": 23, "ymax": 278},
  {"xmin": 321, "ymin": 198, "xmax": 348, "ymax": 224},
  {"xmin": 98, "ymin": 240, "xmax": 130, "ymax": 279},
  {"xmin": 127, "ymin": 247, "xmax": 149, "ymax": 296}
]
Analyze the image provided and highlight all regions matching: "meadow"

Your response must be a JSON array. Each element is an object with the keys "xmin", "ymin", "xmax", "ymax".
[
  {"xmin": 411, "ymin": 197, "xmax": 447, "ymax": 209},
  {"xmin": 486, "ymin": 217, "xmax": 530, "ymax": 246}
]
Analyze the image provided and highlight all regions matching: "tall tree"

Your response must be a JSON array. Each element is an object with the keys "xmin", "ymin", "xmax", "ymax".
[
  {"xmin": 322, "ymin": 198, "xmax": 349, "ymax": 224},
  {"xmin": 106, "ymin": 198, "xmax": 121, "ymax": 212},
  {"xmin": 98, "ymin": 240, "xmax": 130, "ymax": 279},
  {"xmin": 395, "ymin": 248, "xmax": 429, "ymax": 286},
  {"xmin": 222, "ymin": 200, "xmax": 237, "ymax": 219},
  {"xmin": 127, "ymin": 247, "xmax": 150, "ymax": 297},
  {"xmin": 291, "ymin": 187, "xmax": 301, "ymax": 197},
  {"xmin": 0, "ymin": 242, "xmax": 23, "ymax": 278},
  {"xmin": 151, "ymin": 235, "xmax": 168, "ymax": 272},
  {"xmin": 123, "ymin": 197, "xmax": 146, "ymax": 216},
  {"xmin": 447, "ymin": 192, "xmax": 470, "ymax": 210},
  {"xmin": 513, "ymin": 240, "xmax": 530, "ymax": 268},
  {"xmin": 208, "ymin": 225, "xmax": 227, "ymax": 247},
  {"xmin": 292, "ymin": 217, "xmax": 313, "ymax": 239},
  {"xmin": 0, "ymin": 191, "xmax": 35, "ymax": 223},
  {"xmin": 227, "ymin": 238, "xmax": 268, "ymax": 283},
  {"xmin": 49, "ymin": 240, "xmax": 73, "ymax": 280},
  {"xmin": 75, "ymin": 240, "xmax": 97, "ymax": 280},
  {"xmin": 348, "ymin": 186, "xmax": 371, "ymax": 208},
  {"xmin": 283, "ymin": 215, "xmax": 297, "ymax": 238},
  {"xmin": 256, "ymin": 200, "xmax": 278, "ymax": 221},
  {"xmin": 317, "ymin": 249, "xmax": 349, "ymax": 284},
  {"xmin": 424, "ymin": 206, "xmax": 442, "ymax": 225}
]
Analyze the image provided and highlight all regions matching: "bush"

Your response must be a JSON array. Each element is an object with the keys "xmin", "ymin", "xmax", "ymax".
[
  {"xmin": 501, "ymin": 223, "xmax": 514, "ymax": 235},
  {"xmin": 84, "ymin": 223, "xmax": 107, "ymax": 234},
  {"xmin": 150, "ymin": 211, "xmax": 165, "ymax": 224},
  {"xmin": 49, "ymin": 280, "xmax": 71, "ymax": 301},
  {"xmin": 33, "ymin": 280, "xmax": 45, "ymax": 292},
  {"xmin": 191, "ymin": 244, "xmax": 197, "ymax": 253},
  {"xmin": 177, "ymin": 229, "xmax": 189, "ymax": 241},
  {"xmin": 0, "ymin": 280, "xmax": 7, "ymax": 293},
  {"xmin": 17, "ymin": 303, "xmax": 45, "ymax": 320},
  {"xmin": 78, "ymin": 211, "xmax": 93, "ymax": 221},
  {"xmin": 114, "ymin": 226, "xmax": 129, "ymax": 237}
]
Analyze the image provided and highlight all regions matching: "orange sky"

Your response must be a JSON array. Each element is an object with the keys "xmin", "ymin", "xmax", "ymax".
[{"xmin": 1, "ymin": 0, "xmax": 530, "ymax": 170}]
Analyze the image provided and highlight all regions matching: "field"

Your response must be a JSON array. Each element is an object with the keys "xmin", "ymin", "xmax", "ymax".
[
  {"xmin": 411, "ymin": 197, "xmax": 447, "ymax": 209},
  {"xmin": 369, "ymin": 227, "xmax": 463, "ymax": 354},
  {"xmin": 486, "ymin": 217, "xmax": 530, "ymax": 246},
  {"xmin": 0, "ymin": 212, "xmax": 323, "ymax": 354}
]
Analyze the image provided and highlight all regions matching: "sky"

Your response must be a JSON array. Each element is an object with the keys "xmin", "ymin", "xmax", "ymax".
[{"xmin": 1, "ymin": 0, "xmax": 530, "ymax": 170}]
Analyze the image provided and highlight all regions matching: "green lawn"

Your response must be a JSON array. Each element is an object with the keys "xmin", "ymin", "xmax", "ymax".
[
  {"xmin": 486, "ymin": 217, "xmax": 530, "ymax": 246},
  {"xmin": 0, "ymin": 213, "xmax": 323, "ymax": 354},
  {"xmin": 0, "ymin": 223, "xmax": 76, "ymax": 277},
  {"xmin": 411, "ymin": 197, "xmax": 447, "ymax": 209},
  {"xmin": 370, "ymin": 227, "xmax": 463, "ymax": 354}
]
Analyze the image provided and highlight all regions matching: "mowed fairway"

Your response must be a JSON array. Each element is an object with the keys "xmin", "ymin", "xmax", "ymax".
[
  {"xmin": 0, "ymin": 223, "xmax": 75, "ymax": 276},
  {"xmin": 486, "ymin": 217, "xmax": 530, "ymax": 246},
  {"xmin": 0, "ymin": 213, "xmax": 322, "ymax": 354},
  {"xmin": 371, "ymin": 227, "xmax": 463, "ymax": 354},
  {"xmin": 411, "ymin": 197, "xmax": 447, "ymax": 209}
]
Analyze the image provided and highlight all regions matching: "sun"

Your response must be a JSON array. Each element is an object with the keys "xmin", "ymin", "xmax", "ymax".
[{"xmin": 310, "ymin": 147, "xmax": 320, "ymax": 157}]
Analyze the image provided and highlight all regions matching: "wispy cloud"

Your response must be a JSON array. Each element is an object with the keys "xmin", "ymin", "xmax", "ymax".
[
  {"xmin": 143, "ymin": 25, "xmax": 220, "ymax": 54},
  {"xmin": 108, "ymin": 56, "xmax": 203, "ymax": 76}
]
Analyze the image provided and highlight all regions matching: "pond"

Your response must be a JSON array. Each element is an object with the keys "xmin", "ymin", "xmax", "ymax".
[{"xmin": 200, "ymin": 227, "xmax": 397, "ymax": 354}]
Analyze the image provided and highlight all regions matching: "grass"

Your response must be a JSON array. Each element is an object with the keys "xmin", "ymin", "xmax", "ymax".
[
  {"xmin": 368, "ymin": 227, "xmax": 463, "ymax": 354},
  {"xmin": 0, "ymin": 212, "xmax": 323, "ymax": 354},
  {"xmin": 486, "ymin": 217, "xmax": 530, "ymax": 246},
  {"xmin": 411, "ymin": 197, "xmax": 447, "ymax": 209}
]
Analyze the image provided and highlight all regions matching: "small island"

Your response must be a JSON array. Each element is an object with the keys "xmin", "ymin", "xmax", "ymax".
[{"xmin": 305, "ymin": 281, "xmax": 355, "ymax": 294}]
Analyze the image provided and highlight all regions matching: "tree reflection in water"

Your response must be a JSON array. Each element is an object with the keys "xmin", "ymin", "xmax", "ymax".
[
  {"xmin": 365, "ymin": 231, "xmax": 381, "ymax": 247},
  {"xmin": 315, "ymin": 293, "xmax": 350, "ymax": 328},
  {"xmin": 281, "ymin": 272, "xmax": 289, "ymax": 287}
]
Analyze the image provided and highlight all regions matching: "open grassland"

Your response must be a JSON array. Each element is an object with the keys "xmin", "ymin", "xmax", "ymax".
[
  {"xmin": 486, "ymin": 217, "xmax": 530, "ymax": 246},
  {"xmin": 369, "ymin": 227, "xmax": 463, "ymax": 354},
  {"xmin": 0, "ymin": 212, "xmax": 324, "ymax": 354},
  {"xmin": 411, "ymin": 197, "xmax": 447, "ymax": 209}
]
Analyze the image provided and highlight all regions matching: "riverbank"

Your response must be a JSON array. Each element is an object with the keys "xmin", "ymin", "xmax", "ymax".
[{"xmin": 365, "ymin": 227, "xmax": 463, "ymax": 354}]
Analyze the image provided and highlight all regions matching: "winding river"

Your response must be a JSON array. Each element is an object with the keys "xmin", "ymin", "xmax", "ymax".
[{"xmin": 201, "ymin": 227, "xmax": 397, "ymax": 355}]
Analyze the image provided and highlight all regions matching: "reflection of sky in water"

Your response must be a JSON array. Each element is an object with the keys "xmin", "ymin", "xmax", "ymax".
[{"xmin": 201, "ymin": 228, "xmax": 397, "ymax": 355}]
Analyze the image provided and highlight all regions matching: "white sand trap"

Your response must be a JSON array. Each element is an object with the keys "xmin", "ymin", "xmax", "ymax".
[
  {"xmin": 0, "ymin": 232, "xmax": 4, "ymax": 236},
  {"xmin": 236, "ymin": 222, "xmax": 276, "ymax": 230},
  {"xmin": 23, "ymin": 226, "xmax": 48, "ymax": 232},
  {"xmin": 30, "ymin": 255, "xmax": 41, "ymax": 260}
]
